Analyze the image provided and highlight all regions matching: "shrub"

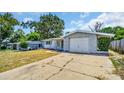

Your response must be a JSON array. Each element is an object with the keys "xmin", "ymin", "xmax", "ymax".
[
  {"xmin": 98, "ymin": 37, "xmax": 111, "ymax": 51},
  {"xmin": 20, "ymin": 41, "xmax": 28, "ymax": 48},
  {"xmin": 114, "ymin": 29, "xmax": 124, "ymax": 40},
  {"xmin": 0, "ymin": 46, "xmax": 6, "ymax": 50}
]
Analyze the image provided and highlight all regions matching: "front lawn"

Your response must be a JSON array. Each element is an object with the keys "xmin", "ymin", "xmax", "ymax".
[
  {"xmin": 0, "ymin": 49, "xmax": 58, "ymax": 73},
  {"xmin": 109, "ymin": 50, "xmax": 124, "ymax": 79}
]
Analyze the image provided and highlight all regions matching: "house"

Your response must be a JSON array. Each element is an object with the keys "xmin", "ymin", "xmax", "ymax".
[
  {"xmin": 43, "ymin": 30, "xmax": 114, "ymax": 53},
  {"xmin": 10, "ymin": 30, "xmax": 114, "ymax": 53},
  {"xmin": 42, "ymin": 37, "xmax": 63, "ymax": 51},
  {"xmin": 8, "ymin": 41, "xmax": 42, "ymax": 50},
  {"xmin": 26, "ymin": 41, "xmax": 42, "ymax": 50}
]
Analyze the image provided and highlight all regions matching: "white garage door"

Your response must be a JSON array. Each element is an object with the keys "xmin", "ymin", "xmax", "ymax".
[{"xmin": 70, "ymin": 37, "xmax": 89, "ymax": 53}]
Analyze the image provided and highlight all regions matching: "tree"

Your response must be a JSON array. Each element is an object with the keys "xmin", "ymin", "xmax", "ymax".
[
  {"xmin": 10, "ymin": 29, "xmax": 25, "ymax": 43},
  {"xmin": 0, "ymin": 13, "xmax": 19, "ymax": 48},
  {"xmin": 114, "ymin": 29, "xmax": 124, "ymax": 40},
  {"xmin": 113, "ymin": 26, "xmax": 124, "ymax": 34},
  {"xmin": 100, "ymin": 26, "xmax": 124, "ymax": 34},
  {"xmin": 98, "ymin": 37, "xmax": 111, "ymax": 51},
  {"xmin": 100, "ymin": 26, "xmax": 124, "ymax": 40},
  {"xmin": 27, "ymin": 32, "xmax": 40, "ymax": 41},
  {"xmin": 89, "ymin": 21, "xmax": 103, "ymax": 32},
  {"xmin": 20, "ymin": 40, "xmax": 28, "ymax": 49},
  {"xmin": 98, "ymin": 26, "xmax": 124, "ymax": 51},
  {"xmin": 98, "ymin": 26, "xmax": 113, "ymax": 51},
  {"xmin": 100, "ymin": 27, "xmax": 113, "ymax": 33},
  {"xmin": 38, "ymin": 13, "xmax": 64, "ymax": 39},
  {"xmin": 23, "ymin": 13, "xmax": 64, "ymax": 39}
]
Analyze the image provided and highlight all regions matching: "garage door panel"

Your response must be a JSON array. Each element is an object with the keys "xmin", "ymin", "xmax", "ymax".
[{"xmin": 70, "ymin": 37, "xmax": 89, "ymax": 53}]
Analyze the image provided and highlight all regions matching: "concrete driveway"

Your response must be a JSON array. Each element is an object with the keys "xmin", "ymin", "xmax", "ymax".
[{"xmin": 0, "ymin": 53, "xmax": 121, "ymax": 80}]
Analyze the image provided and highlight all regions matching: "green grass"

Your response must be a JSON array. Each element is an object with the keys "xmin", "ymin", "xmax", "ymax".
[
  {"xmin": 109, "ymin": 50, "xmax": 124, "ymax": 79},
  {"xmin": 0, "ymin": 49, "xmax": 58, "ymax": 73}
]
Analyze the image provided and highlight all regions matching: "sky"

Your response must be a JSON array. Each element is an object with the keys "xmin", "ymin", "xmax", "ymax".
[{"xmin": 10, "ymin": 12, "xmax": 124, "ymax": 34}]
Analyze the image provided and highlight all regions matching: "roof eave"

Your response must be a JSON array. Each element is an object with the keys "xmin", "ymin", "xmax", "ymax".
[{"xmin": 64, "ymin": 30, "xmax": 115, "ymax": 38}]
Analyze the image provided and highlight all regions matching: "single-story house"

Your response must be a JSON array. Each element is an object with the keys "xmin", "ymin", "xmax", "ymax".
[
  {"xmin": 8, "ymin": 41, "xmax": 42, "ymax": 50},
  {"xmin": 42, "ymin": 37, "xmax": 63, "ymax": 51},
  {"xmin": 43, "ymin": 30, "xmax": 114, "ymax": 53},
  {"xmin": 27, "ymin": 41, "xmax": 42, "ymax": 50},
  {"xmin": 9, "ymin": 30, "xmax": 114, "ymax": 53}
]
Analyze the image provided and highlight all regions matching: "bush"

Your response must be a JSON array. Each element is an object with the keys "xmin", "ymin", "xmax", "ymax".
[
  {"xmin": 114, "ymin": 29, "xmax": 124, "ymax": 40},
  {"xmin": 98, "ymin": 37, "xmax": 111, "ymax": 51},
  {"xmin": 0, "ymin": 46, "xmax": 6, "ymax": 50},
  {"xmin": 20, "ymin": 41, "xmax": 28, "ymax": 49}
]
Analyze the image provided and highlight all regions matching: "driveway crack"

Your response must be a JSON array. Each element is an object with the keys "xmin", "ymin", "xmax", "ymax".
[
  {"xmin": 45, "ymin": 58, "xmax": 74, "ymax": 80},
  {"xmin": 45, "ymin": 58, "xmax": 106, "ymax": 80},
  {"xmin": 48, "ymin": 64, "xmax": 106, "ymax": 80}
]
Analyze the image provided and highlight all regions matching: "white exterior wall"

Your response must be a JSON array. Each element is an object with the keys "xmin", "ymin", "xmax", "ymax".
[
  {"xmin": 70, "ymin": 37, "xmax": 89, "ymax": 53},
  {"xmin": 56, "ymin": 40, "xmax": 63, "ymax": 50},
  {"xmin": 27, "ymin": 41, "xmax": 43, "ymax": 47},
  {"xmin": 43, "ymin": 40, "xmax": 57, "ymax": 49},
  {"xmin": 43, "ymin": 41, "xmax": 51, "ymax": 48},
  {"xmin": 64, "ymin": 32, "xmax": 89, "ymax": 52},
  {"xmin": 64, "ymin": 32, "xmax": 97, "ymax": 53},
  {"xmin": 51, "ymin": 40, "xmax": 57, "ymax": 49},
  {"xmin": 63, "ymin": 37, "xmax": 69, "ymax": 51},
  {"xmin": 89, "ymin": 35, "xmax": 97, "ymax": 53}
]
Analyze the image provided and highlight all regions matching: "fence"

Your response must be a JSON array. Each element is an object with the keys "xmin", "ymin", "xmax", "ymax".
[{"xmin": 110, "ymin": 38, "xmax": 124, "ymax": 53}]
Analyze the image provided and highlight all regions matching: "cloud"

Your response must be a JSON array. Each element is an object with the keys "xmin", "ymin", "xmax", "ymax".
[
  {"xmin": 67, "ymin": 12, "xmax": 90, "ymax": 32},
  {"xmin": 23, "ymin": 17, "xmax": 33, "ymax": 22},
  {"xmin": 66, "ymin": 12, "xmax": 124, "ymax": 32},
  {"xmin": 81, "ymin": 12, "xmax": 124, "ymax": 30},
  {"xmin": 71, "ymin": 20, "xmax": 84, "ymax": 27}
]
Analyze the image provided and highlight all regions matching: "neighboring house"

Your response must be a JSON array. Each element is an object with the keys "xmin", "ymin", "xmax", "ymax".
[
  {"xmin": 27, "ymin": 41, "xmax": 42, "ymax": 50},
  {"xmin": 8, "ymin": 41, "xmax": 42, "ymax": 50},
  {"xmin": 9, "ymin": 30, "xmax": 114, "ymax": 53}
]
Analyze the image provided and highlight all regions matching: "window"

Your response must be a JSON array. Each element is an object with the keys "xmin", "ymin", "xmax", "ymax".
[{"xmin": 46, "ymin": 41, "xmax": 52, "ymax": 45}]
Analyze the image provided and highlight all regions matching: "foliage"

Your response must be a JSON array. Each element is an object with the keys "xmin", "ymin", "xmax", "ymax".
[
  {"xmin": 113, "ymin": 26, "xmax": 124, "ymax": 34},
  {"xmin": 20, "ymin": 41, "xmax": 28, "ymax": 48},
  {"xmin": 98, "ymin": 26, "xmax": 124, "ymax": 51},
  {"xmin": 98, "ymin": 37, "xmax": 111, "ymax": 51},
  {"xmin": 27, "ymin": 32, "xmax": 40, "ymax": 41},
  {"xmin": 114, "ymin": 29, "xmax": 124, "ymax": 40},
  {"xmin": 0, "ymin": 46, "xmax": 6, "ymax": 50},
  {"xmin": 100, "ymin": 27, "xmax": 113, "ymax": 33},
  {"xmin": 38, "ymin": 13, "xmax": 64, "ymax": 39},
  {"xmin": 100, "ymin": 26, "xmax": 124, "ymax": 40},
  {"xmin": 98, "ymin": 27, "xmax": 113, "ymax": 51},
  {"xmin": 20, "ymin": 39, "xmax": 28, "ymax": 48},
  {"xmin": 22, "ymin": 13, "xmax": 64, "ymax": 39},
  {"xmin": 0, "ymin": 13, "xmax": 19, "ymax": 48},
  {"xmin": 10, "ymin": 29, "xmax": 25, "ymax": 43}
]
